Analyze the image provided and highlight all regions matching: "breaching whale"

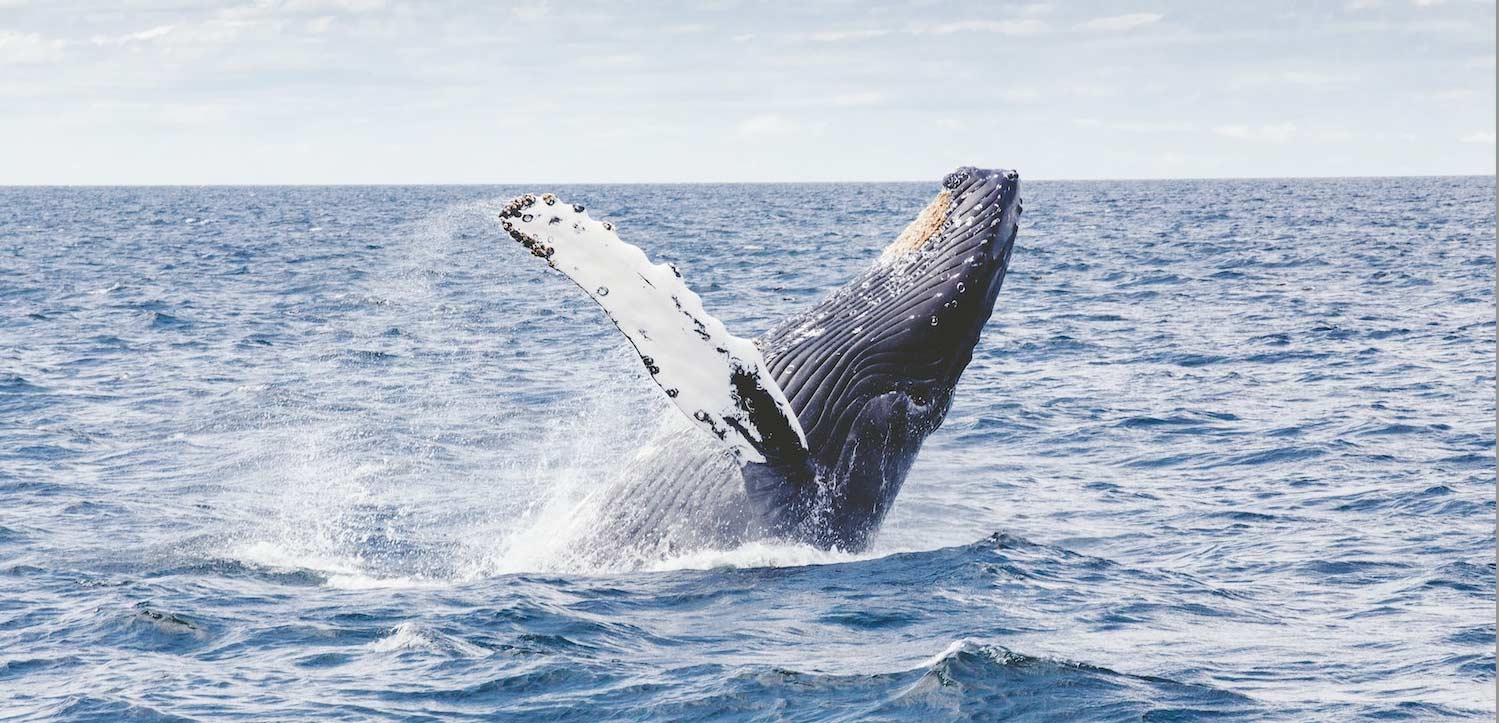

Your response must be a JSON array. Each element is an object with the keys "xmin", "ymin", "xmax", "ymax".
[{"xmin": 498, "ymin": 166, "xmax": 1021, "ymax": 564}]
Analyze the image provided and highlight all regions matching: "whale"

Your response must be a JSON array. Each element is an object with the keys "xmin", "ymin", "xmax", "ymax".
[{"xmin": 498, "ymin": 166, "xmax": 1021, "ymax": 565}]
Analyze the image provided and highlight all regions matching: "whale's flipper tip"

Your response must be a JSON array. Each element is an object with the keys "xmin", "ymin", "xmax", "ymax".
[{"xmin": 498, "ymin": 192, "xmax": 811, "ymax": 472}]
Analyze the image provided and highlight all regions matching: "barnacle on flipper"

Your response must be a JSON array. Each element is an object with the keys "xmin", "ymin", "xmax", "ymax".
[{"xmin": 500, "ymin": 194, "xmax": 554, "ymax": 260}]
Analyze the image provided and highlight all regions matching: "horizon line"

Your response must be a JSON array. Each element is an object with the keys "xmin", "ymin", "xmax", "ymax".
[{"xmin": 0, "ymin": 172, "xmax": 1493, "ymax": 188}]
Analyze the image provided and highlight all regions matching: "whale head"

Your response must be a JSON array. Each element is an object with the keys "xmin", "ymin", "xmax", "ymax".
[{"xmin": 755, "ymin": 166, "xmax": 1021, "ymax": 549}]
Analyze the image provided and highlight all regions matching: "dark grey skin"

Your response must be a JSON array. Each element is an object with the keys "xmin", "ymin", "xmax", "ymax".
[{"xmin": 582, "ymin": 167, "xmax": 1021, "ymax": 564}]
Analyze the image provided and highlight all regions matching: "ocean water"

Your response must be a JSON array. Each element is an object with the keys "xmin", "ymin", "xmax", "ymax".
[{"xmin": 0, "ymin": 177, "xmax": 1493, "ymax": 721}]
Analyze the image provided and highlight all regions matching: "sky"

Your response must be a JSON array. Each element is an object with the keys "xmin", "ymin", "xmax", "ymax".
[{"xmin": 0, "ymin": 0, "xmax": 1494, "ymax": 183}]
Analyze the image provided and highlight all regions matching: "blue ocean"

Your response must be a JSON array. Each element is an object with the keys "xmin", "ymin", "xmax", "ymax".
[{"xmin": 0, "ymin": 177, "xmax": 1493, "ymax": 721}]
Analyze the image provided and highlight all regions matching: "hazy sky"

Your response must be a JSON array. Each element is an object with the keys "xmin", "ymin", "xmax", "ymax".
[{"xmin": 1, "ymin": 0, "xmax": 1494, "ymax": 183}]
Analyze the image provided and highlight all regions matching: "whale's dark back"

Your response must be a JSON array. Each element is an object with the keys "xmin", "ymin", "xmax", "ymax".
[{"xmin": 755, "ymin": 167, "xmax": 1021, "ymax": 549}]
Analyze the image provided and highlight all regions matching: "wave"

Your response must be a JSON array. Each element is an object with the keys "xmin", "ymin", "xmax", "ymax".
[
  {"xmin": 637, "ymin": 639, "xmax": 1256, "ymax": 722},
  {"xmin": 366, "ymin": 622, "xmax": 489, "ymax": 657}
]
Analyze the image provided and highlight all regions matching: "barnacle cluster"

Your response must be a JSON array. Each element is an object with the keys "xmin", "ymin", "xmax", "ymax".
[{"xmin": 498, "ymin": 193, "xmax": 554, "ymax": 261}]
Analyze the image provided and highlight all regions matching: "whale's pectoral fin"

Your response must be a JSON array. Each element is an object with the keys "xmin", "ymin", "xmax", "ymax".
[{"xmin": 498, "ymin": 194, "xmax": 811, "ymax": 471}]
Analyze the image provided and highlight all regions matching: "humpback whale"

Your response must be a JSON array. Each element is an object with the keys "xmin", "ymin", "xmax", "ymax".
[{"xmin": 498, "ymin": 166, "xmax": 1021, "ymax": 564}]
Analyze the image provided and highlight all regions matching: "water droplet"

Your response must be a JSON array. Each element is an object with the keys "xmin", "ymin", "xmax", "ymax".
[
  {"xmin": 597, "ymin": 286, "xmax": 609, "ymax": 296},
  {"xmin": 930, "ymin": 315, "xmax": 939, "ymax": 326},
  {"xmin": 521, "ymin": 213, "xmax": 533, "ymax": 222},
  {"xmin": 666, "ymin": 388, "xmax": 679, "ymax": 398}
]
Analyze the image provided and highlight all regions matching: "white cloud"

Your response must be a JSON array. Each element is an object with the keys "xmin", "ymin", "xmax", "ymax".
[
  {"xmin": 283, "ymin": 0, "xmax": 386, "ymax": 11},
  {"xmin": 90, "ymin": 25, "xmax": 175, "ymax": 46},
  {"xmin": 1068, "ymin": 84, "xmax": 1120, "ymax": 98},
  {"xmin": 1430, "ymin": 88, "xmax": 1477, "ymax": 100},
  {"xmin": 917, "ymin": 19, "xmax": 1048, "ymax": 35},
  {"xmin": 737, "ymin": 114, "xmax": 793, "ymax": 138},
  {"xmin": 578, "ymin": 53, "xmax": 642, "ymax": 67},
  {"xmin": 511, "ymin": 3, "xmax": 548, "ymax": 22},
  {"xmin": 1344, "ymin": 0, "xmax": 1380, "ymax": 10},
  {"xmin": 804, "ymin": 21, "xmax": 1046, "ymax": 41},
  {"xmin": 1214, "ymin": 123, "xmax": 1298, "ymax": 142},
  {"xmin": 1231, "ymin": 70, "xmax": 1358, "ymax": 90},
  {"xmin": 1410, "ymin": 0, "xmax": 1444, "ymax": 6},
  {"xmin": 824, "ymin": 91, "xmax": 884, "ymax": 107},
  {"xmin": 1075, "ymin": 118, "xmax": 1197, "ymax": 133},
  {"xmin": 1280, "ymin": 70, "xmax": 1357, "ymax": 86},
  {"xmin": 159, "ymin": 102, "xmax": 231, "ymax": 126},
  {"xmin": 801, "ymin": 29, "xmax": 891, "ymax": 42},
  {"xmin": 1461, "ymin": 132, "xmax": 1496, "ymax": 144},
  {"xmin": 1311, "ymin": 128, "xmax": 1357, "ymax": 142},
  {"xmin": 1077, "ymin": 13, "xmax": 1163, "ymax": 32},
  {"xmin": 0, "ymin": 31, "xmax": 64, "ymax": 64}
]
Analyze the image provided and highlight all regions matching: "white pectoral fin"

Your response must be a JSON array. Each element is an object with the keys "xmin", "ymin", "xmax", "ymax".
[{"xmin": 498, "ymin": 193, "xmax": 808, "ymax": 465}]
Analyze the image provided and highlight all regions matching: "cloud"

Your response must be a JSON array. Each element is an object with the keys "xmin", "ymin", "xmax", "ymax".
[
  {"xmin": 159, "ymin": 102, "xmax": 231, "ymax": 126},
  {"xmin": 1461, "ymin": 132, "xmax": 1496, "ymax": 144},
  {"xmin": 917, "ymin": 19, "xmax": 1048, "ymax": 35},
  {"xmin": 283, "ymin": 0, "xmax": 386, "ymax": 11},
  {"xmin": 1279, "ymin": 70, "xmax": 1357, "ymax": 86},
  {"xmin": 0, "ymin": 31, "xmax": 64, "ymax": 64},
  {"xmin": 795, "ymin": 20, "xmax": 1046, "ymax": 42},
  {"xmin": 511, "ymin": 3, "xmax": 548, "ymax": 21},
  {"xmin": 1077, "ymin": 13, "xmax": 1163, "ymax": 32},
  {"xmin": 1075, "ymin": 118, "xmax": 1197, "ymax": 133},
  {"xmin": 577, "ymin": 53, "xmax": 642, "ymax": 67},
  {"xmin": 1430, "ymin": 88, "xmax": 1477, "ymax": 100},
  {"xmin": 1310, "ymin": 128, "xmax": 1357, "ymax": 142},
  {"xmin": 1410, "ymin": 0, "xmax": 1444, "ymax": 6},
  {"xmin": 1068, "ymin": 84, "xmax": 1120, "ymax": 98},
  {"xmin": 1231, "ymin": 70, "xmax": 1359, "ymax": 90},
  {"xmin": 90, "ymin": 25, "xmax": 175, "ymax": 46},
  {"xmin": 824, "ymin": 91, "xmax": 884, "ymax": 107},
  {"xmin": 1214, "ymin": 123, "xmax": 1297, "ymax": 142},
  {"xmin": 1344, "ymin": 0, "xmax": 1380, "ymax": 10},
  {"xmin": 801, "ymin": 29, "xmax": 891, "ymax": 42},
  {"xmin": 737, "ymin": 114, "xmax": 793, "ymax": 138}
]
